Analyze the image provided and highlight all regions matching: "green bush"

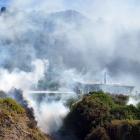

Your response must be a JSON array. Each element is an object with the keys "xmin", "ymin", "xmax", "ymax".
[
  {"xmin": 64, "ymin": 94, "xmax": 110, "ymax": 139},
  {"xmin": 111, "ymin": 94, "xmax": 129, "ymax": 106},
  {"xmin": 111, "ymin": 105, "xmax": 139, "ymax": 120},
  {"xmin": 89, "ymin": 91, "xmax": 115, "ymax": 108}
]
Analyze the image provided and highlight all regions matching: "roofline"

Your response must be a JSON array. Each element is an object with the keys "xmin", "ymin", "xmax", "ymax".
[{"xmin": 77, "ymin": 82, "xmax": 135, "ymax": 88}]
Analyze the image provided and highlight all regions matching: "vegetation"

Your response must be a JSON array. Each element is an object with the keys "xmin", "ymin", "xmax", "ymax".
[
  {"xmin": 63, "ymin": 91, "xmax": 140, "ymax": 140},
  {"xmin": 0, "ymin": 98, "xmax": 25, "ymax": 114},
  {"xmin": 111, "ymin": 94, "xmax": 129, "ymax": 106},
  {"xmin": 111, "ymin": 104, "xmax": 140, "ymax": 120},
  {"xmin": 89, "ymin": 91, "xmax": 115, "ymax": 108},
  {"xmin": 0, "ymin": 97, "xmax": 50, "ymax": 140},
  {"xmin": 106, "ymin": 120, "xmax": 140, "ymax": 140}
]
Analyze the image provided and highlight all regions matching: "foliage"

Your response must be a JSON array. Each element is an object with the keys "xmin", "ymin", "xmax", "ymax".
[
  {"xmin": 0, "ymin": 98, "xmax": 25, "ymax": 114},
  {"xmin": 64, "ymin": 93, "xmax": 110, "ymax": 139},
  {"xmin": 110, "ymin": 105, "xmax": 139, "ymax": 120},
  {"xmin": 111, "ymin": 94, "xmax": 129, "ymax": 106},
  {"xmin": 89, "ymin": 91, "xmax": 115, "ymax": 108},
  {"xmin": 63, "ymin": 91, "xmax": 140, "ymax": 140}
]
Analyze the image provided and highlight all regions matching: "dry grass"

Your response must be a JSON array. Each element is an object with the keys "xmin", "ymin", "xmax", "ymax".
[
  {"xmin": 0, "ymin": 98, "xmax": 50, "ymax": 140},
  {"xmin": 112, "ymin": 120, "xmax": 140, "ymax": 125}
]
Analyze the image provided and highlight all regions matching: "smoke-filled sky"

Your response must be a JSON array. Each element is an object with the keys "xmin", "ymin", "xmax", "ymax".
[
  {"xmin": 0, "ymin": 0, "xmax": 140, "ymax": 90},
  {"xmin": 2, "ymin": 0, "xmax": 140, "ymax": 16}
]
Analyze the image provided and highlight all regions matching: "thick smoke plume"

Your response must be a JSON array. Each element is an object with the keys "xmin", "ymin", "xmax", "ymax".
[
  {"xmin": 1, "ymin": 0, "xmax": 140, "ymax": 88},
  {"xmin": 28, "ymin": 98, "xmax": 69, "ymax": 134},
  {"xmin": 0, "ymin": 0, "xmax": 140, "ymax": 136},
  {"xmin": 0, "ymin": 59, "xmax": 48, "ymax": 92}
]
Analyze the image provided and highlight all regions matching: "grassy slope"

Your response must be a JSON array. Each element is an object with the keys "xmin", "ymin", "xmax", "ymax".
[{"xmin": 0, "ymin": 98, "xmax": 50, "ymax": 140}]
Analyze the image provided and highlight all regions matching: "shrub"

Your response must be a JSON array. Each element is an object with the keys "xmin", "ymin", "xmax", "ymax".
[
  {"xmin": 110, "ymin": 105, "xmax": 138, "ymax": 120},
  {"xmin": 64, "ymin": 95, "xmax": 110, "ymax": 139},
  {"xmin": 111, "ymin": 94, "xmax": 129, "ymax": 106},
  {"xmin": 89, "ymin": 91, "xmax": 115, "ymax": 109}
]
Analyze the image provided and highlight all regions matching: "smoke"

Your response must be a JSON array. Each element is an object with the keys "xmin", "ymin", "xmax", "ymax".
[
  {"xmin": 0, "ymin": 0, "xmax": 140, "ymax": 137},
  {"xmin": 127, "ymin": 97, "xmax": 140, "ymax": 106},
  {"xmin": 28, "ymin": 98, "xmax": 69, "ymax": 134},
  {"xmin": 0, "ymin": 59, "xmax": 48, "ymax": 92},
  {"xmin": 1, "ymin": 0, "xmax": 140, "ymax": 88}
]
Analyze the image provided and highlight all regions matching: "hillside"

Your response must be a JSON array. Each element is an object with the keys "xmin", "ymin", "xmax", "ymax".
[
  {"xmin": 0, "ymin": 98, "xmax": 51, "ymax": 140},
  {"xmin": 61, "ymin": 92, "xmax": 140, "ymax": 140}
]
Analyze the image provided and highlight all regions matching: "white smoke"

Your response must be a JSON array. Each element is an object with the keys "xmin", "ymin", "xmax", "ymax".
[
  {"xmin": 127, "ymin": 97, "xmax": 139, "ymax": 106},
  {"xmin": 0, "ymin": 59, "xmax": 48, "ymax": 92},
  {"xmin": 28, "ymin": 98, "xmax": 69, "ymax": 134},
  {"xmin": 38, "ymin": 101, "xmax": 68, "ymax": 133}
]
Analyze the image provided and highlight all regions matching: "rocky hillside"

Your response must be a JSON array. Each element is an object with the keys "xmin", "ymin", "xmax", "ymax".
[{"xmin": 0, "ymin": 97, "xmax": 51, "ymax": 140}]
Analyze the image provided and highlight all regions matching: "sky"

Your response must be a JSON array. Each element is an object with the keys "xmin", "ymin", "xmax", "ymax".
[
  {"xmin": 1, "ymin": 0, "xmax": 140, "ymax": 20},
  {"xmin": 0, "ymin": 0, "xmax": 11, "ymax": 6}
]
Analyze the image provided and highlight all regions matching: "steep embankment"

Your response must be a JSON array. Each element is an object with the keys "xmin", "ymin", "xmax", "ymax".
[{"xmin": 0, "ymin": 97, "xmax": 51, "ymax": 140}]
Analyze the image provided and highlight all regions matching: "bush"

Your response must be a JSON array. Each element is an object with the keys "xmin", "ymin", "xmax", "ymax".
[
  {"xmin": 89, "ymin": 91, "xmax": 115, "ymax": 108},
  {"xmin": 111, "ymin": 105, "xmax": 139, "ymax": 120},
  {"xmin": 64, "ymin": 94, "xmax": 110, "ymax": 139},
  {"xmin": 111, "ymin": 94, "xmax": 129, "ymax": 106}
]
